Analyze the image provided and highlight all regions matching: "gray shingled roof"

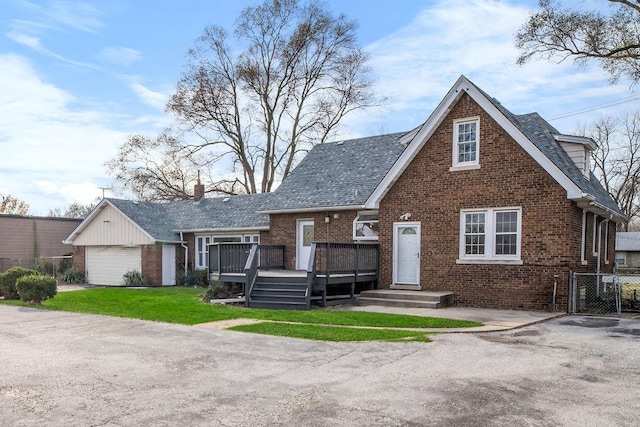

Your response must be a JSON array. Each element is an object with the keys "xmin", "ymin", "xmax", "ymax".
[
  {"xmin": 262, "ymin": 132, "xmax": 407, "ymax": 211},
  {"xmin": 472, "ymin": 81, "xmax": 624, "ymax": 217},
  {"xmin": 616, "ymin": 232, "xmax": 640, "ymax": 252},
  {"xmin": 107, "ymin": 193, "xmax": 270, "ymax": 242}
]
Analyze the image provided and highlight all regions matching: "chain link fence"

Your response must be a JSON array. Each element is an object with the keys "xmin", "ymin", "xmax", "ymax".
[
  {"xmin": 0, "ymin": 256, "xmax": 73, "ymax": 279},
  {"xmin": 617, "ymin": 268, "xmax": 640, "ymax": 312},
  {"xmin": 569, "ymin": 272, "xmax": 621, "ymax": 316}
]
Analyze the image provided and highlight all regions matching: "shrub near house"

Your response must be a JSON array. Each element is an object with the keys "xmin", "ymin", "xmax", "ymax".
[
  {"xmin": 0, "ymin": 267, "xmax": 39, "ymax": 300},
  {"xmin": 15, "ymin": 275, "xmax": 57, "ymax": 305}
]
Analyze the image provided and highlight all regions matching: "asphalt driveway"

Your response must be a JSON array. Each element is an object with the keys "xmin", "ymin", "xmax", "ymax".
[{"xmin": 1, "ymin": 305, "xmax": 639, "ymax": 426}]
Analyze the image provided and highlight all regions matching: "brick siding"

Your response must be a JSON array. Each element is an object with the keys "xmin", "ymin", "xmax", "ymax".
[
  {"xmin": 141, "ymin": 244, "xmax": 163, "ymax": 286},
  {"xmin": 266, "ymin": 211, "xmax": 359, "ymax": 270},
  {"xmin": 377, "ymin": 92, "xmax": 613, "ymax": 311}
]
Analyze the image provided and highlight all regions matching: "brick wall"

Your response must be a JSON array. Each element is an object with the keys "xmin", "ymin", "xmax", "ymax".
[
  {"xmin": 378, "ymin": 92, "xmax": 610, "ymax": 311},
  {"xmin": 72, "ymin": 246, "xmax": 85, "ymax": 274},
  {"xmin": 141, "ymin": 244, "xmax": 163, "ymax": 286},
  {"xmin": 267, "ymin": 211, "xmax": 359, "ymax": 269}
]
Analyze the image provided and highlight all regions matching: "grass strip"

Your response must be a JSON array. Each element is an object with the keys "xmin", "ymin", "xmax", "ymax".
[
  {"xmin": 2, "ymin": 287, "xmax": 482, "ymax": 329},
  {"xmin": 229, "ymin": 322, "xmax": 432, "ymax": 342}
]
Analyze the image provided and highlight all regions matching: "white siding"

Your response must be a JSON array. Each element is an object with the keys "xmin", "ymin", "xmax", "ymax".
[
  {"xmin": 86, "ymin": 246, "xmax": 142, "ymax": 286},
  {"xmin": 560, "ymin": 142, "xmax": 586, "ymax": 173},
  {"xmin": 74, "ymin": 204, "xmax": 154, "ymax": 246}
]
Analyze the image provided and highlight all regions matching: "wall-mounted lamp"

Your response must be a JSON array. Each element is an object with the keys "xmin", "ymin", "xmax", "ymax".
[
  {"xmin": 399, "ymin": 213, "xmax": 412, "ymax": 221},
  {"xmin": 324, "ymin": 214, "xmax": 330, "ymax": 223}
]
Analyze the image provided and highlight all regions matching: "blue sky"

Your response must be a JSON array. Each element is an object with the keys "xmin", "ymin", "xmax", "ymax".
[{"xmin": 0, "ymin": 0, "xmax": 637, "ymax": 215}]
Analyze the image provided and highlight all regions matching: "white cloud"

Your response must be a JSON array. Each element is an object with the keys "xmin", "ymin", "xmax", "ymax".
[
  {"xmin": 339, "ymin": 0, "xmax": 636, "ymax": 137},
  {"xmin": 130, "ymin": 81, "xmax": 169, "ymax": 110},
  {"xmin": 98, "ymin": 46, "xmax": 141, "ymax": 66},
  {"xmin": 0, "ymin": 53, "xmax": 128, "ymax": 214}
]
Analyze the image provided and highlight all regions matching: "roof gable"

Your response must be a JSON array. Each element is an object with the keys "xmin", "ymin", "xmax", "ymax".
[
  {"xmin": 365, "ymin": 75, "xmax": 624, "ymax": 221},
  {"xmin": 64, "ymin": 199, "xmax": 157, "ymax": 245}
]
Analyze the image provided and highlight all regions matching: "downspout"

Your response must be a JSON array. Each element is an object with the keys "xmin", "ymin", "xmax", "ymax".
[
  {"xmin": 180, "ymin": 232, "xmax": 188, "ymax": 274},
  {"xmin": 596, "ymin": 217, "xmax": 611, "ymax": 295}
]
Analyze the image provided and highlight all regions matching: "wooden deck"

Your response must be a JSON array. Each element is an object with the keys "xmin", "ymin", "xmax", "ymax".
[{"xmin": 208, "ymin": 242, "xmax": 379, "ymax": 310}]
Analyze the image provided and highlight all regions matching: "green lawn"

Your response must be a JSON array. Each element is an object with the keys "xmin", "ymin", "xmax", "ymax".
[
  {"xmin": 230, "ymin": 322, "xmax": 433, "ymax": 342},
  {"xmin": 1, "ymin": 287, "xmax": 482, "ymax": 341}
]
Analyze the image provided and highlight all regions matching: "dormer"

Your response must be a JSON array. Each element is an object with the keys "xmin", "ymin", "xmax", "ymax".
[{"xmin": 553, "ymin": 134, "xmax": 597, "ymax": 180}]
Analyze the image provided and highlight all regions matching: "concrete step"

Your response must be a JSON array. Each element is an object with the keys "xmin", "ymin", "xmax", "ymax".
[
  {"xmin": 355, "ymin": 297, "xmax": 442, "ymax": 309},
  {"xmin": 357, "ymin": 290, "xmax": 453, "ymax": 309}
]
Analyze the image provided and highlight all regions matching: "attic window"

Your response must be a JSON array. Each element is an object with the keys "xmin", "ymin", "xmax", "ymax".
[
  {"xmin": 353, "ymin": 212, "xmax": 379, "ymax": 240},
  {"xmin": 451, "ymin": 117, "xmax": 480, "ymax": 171}
]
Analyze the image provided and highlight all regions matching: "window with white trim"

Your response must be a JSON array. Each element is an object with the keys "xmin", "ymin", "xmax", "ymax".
[
  {"xmin": 615, "ymin": 253, "xmax": 626, "ymax": 267},
  {"xmin": 353, "ymin": 212, "xmax": 379, "ymax": 240},
  {"xmin": 243, "ymin": 234, "xmax": 260, "ymax": 243},
  {"xmin": 453, "ymin": 117, "xmax": 479, "ymax": 168},
  {"xmin": 459, "ymin": 207, "xmax": 521, "ymax": 261},
  {"xmin": 196, "ymin": 236, "xmax": 211, "ymax": 269}
]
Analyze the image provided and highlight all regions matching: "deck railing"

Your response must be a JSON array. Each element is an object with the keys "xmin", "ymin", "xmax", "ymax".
[
  {"xmin": 313, "ymin": 242, "xmax": 379, "ymax": 277},
  {"xmin": 209, "ymin": 243, "xmax": 285, "ymax": 275}
]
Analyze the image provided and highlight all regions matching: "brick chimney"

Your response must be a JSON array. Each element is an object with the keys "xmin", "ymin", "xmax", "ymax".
[{"xmin": 194, "ymin": 171, "xmax": 205, "ymax": 202}]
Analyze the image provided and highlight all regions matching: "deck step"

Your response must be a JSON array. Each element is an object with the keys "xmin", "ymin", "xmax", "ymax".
[
  {"xmin": 357, "ymin": 290, "xmax": 453, "ymax": 309},
  {"xmin": 255, "ymin": 275, "xmax": 308, "ymax": 285},
  {"xmin": 248, "ymin": 301, "xmax": 308, "ymax": 310}
]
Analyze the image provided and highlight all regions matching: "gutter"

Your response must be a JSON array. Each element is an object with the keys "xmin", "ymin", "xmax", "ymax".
[
  {"xmin": 172, "ymin": 226, "xmax": 269, "ymax": 233},
  {"xmin": 574, "ymin": 194, "xmax": 626, "ymax": 223}
]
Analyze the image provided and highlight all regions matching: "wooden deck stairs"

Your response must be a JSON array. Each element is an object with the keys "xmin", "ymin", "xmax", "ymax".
[
  {"xmin": 356, "ymin": 290, "xmax": 453, "ymax": 309},
  {"xmin": 247, "ymin": 275, "xmax": 309, "ymax": 310}
]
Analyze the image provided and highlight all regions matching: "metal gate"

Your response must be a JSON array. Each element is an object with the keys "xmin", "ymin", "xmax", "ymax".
[{"xmin": 569, "ymin": 272, "xmax": 621, "ymax": 316}]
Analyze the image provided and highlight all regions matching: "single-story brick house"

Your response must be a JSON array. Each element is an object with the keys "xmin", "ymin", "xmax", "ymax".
[
  {"xmin": 66, "ymin": 76, "xmax": 624, "ymax": 310},
  {"xmin": 0, "ymin": 214, "xmax": 82, "ymax": 272}
]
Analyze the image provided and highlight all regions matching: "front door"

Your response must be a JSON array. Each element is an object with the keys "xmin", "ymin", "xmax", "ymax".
[
  {"xmin": 296, "ymin": 220, "xmax": 315, "ymax": 270},
  {"xmin": 393, "ymin": 222, "xmax": 420, "ymax": 286}
]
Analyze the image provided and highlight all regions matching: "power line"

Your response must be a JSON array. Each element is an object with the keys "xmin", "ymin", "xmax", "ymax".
[{"xmin": 547, "ymin": 94, "xmax": 640, "ymax": 121}]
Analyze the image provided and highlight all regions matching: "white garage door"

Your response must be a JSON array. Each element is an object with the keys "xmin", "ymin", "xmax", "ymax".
[{"xmin": 86, "ymin": 246, "xmax": 142, "ymax": 286}]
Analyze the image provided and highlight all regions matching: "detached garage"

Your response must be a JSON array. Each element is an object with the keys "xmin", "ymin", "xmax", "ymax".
[{"xmin": 64, "ymin": 199, "xmax": 181, "ymax": 286}]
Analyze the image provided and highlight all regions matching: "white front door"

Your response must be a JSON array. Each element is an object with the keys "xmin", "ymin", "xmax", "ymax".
[
  {"xmin": 296, "ymin": 220, "xmax": 315, "ymax": 270},
  {"xmin": 162, "ymin": 245, "xmax": 176, "ymax": 286},
  {"xmin": 393, "ymin": 222, "xmax": 421, "ymax": 286}
]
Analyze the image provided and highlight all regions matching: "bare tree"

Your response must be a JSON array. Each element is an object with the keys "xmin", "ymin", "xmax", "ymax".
[
  {"xmin": 105, "ymin": 131, "xmax": 240, "ymax": 202},
  {"xmin": 167, "ymin": 0, "xmax": 378, "ymax": 194},
  {"xmin": 48, "ymin": 201, "xmax": 97, "ymax": 219},
  {"xmin": 516, "ymin": 0, "xmax": 640, "ymax": 84},
  {"xmin": 578, "ymin": 111, "xmax": 640, "ymax": 229},
  {"xmin": 0, "ymin": 193, "xmax": 29, "ymax": 215}
]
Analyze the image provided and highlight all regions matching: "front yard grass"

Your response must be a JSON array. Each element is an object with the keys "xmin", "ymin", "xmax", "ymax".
[{"xmin": 1, "ymin": 287, "xmax": 482, "ymax": 341}]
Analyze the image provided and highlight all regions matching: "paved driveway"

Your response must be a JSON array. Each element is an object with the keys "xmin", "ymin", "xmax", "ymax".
[{"xmin": 1, "ymin": 305, "xmax": 639, "ymax": 426}]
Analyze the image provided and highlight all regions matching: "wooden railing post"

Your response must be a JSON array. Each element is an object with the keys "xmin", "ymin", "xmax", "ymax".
[{"xmin": 305, "ymin": 242, "xmax": 317, "ymax": 310}]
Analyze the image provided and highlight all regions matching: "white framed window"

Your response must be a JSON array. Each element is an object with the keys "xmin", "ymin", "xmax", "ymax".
[
  {"xmin": 196, "ymin": 236, "xmax": 211, "ymax": 269},
  {"xmin": 243, "ymin": 234, "xmax": 260, "ymax": 243},
  {"xmin": 452, "ymin": 117, "xmax": 480, "ymax": 170},
  {"xmin": 615, "ymin": 253, "xmax": 626, "ymax": 267},
  {"xmin": 458, "ymin": 207, "xmax": 522, "ymax": 263},
  {"xmin": 353, "ymin": 212, "xmax": 379, "ymax": 240}
]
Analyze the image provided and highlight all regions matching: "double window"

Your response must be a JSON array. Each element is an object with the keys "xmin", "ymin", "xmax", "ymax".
[
  {"xmin": 452, "ymin": 117, "xmax": 480, "ymax": 170},
  {"xmin": 195, "ymin": 234, "xmax": 260, "ymax": 269},
  {"xmin": 459, "ymin": 207, "xmax": 521, "ymax": 262}
]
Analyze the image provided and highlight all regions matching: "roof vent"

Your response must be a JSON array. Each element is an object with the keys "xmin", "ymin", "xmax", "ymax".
[
  {"xmin": 133, "ymin": 201, "xmax": 139, "ymax": 205},
  {"xmin": 336, "ymin": 140, "xmax": 344, "ymax": 145},
  {"xmin": 223, "ymin": 197, "xmax": 230, "ymax": 202}
]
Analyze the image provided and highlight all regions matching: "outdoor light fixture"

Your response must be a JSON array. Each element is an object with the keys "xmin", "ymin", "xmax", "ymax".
[{"xmin": 399, "ymin": 213, "xmax": 412, "ymax": 221}]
